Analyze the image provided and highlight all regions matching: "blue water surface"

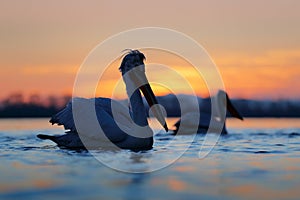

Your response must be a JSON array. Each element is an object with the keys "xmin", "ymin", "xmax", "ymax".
[{"xmin": 0, "ymin": 118, "xmax": 300, "ymax": 200}]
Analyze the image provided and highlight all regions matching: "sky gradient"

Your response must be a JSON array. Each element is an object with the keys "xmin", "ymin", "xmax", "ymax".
[{"xmin": 1, "ymin": 0, "xmax": 300, "ymax": 100}]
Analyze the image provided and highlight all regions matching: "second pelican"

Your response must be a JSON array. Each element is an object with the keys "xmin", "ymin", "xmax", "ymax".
[{"xmin": 173, "ymin": 90, "xmax": 243, "ymax": 135}]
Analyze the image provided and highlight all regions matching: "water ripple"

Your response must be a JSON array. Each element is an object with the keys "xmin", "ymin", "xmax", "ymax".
[{"xmin": 288, "ymin": 132, "xmax": 300, "ymax": 137}]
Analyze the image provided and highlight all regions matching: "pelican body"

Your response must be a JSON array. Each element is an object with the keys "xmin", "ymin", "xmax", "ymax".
[
  {"xmin": 173, "ymin": 90, "xmax": 243, "ymax": 135},
  {"xmin": 38, "ymin": 50, "xmax": 168, "ymax": 151}
]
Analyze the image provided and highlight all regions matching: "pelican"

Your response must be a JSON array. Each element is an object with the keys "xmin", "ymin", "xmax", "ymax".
[
  {"xmin": 37, "ymin": 50, "xmax": 168, "ymax": 150},
  {"xmin": 173, "ymin": 90, "xmax": 243, "ymax": 135}
]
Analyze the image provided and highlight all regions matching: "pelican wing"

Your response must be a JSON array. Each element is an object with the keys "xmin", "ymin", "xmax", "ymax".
[
  {"xmin": 49, "ymin": 97, "xmax": 132, "ymax": 134},
  {"xmin": 50, "ymin": 100, "xmax": 76, "ymax": 131},
  {"xmin": 174, "ymin": 111, "xmax": 222, "ymax": 134}
]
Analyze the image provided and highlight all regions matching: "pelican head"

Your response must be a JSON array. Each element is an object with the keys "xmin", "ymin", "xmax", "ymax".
[
  {"xmin": 119, "ymin": 49, "xmax": 168, "ymax": 132},
  {"xmin": 215, "ymin": 90, "xmax": 243, "ymax": 121},
  {"xmin": 119, "ymin": 49, "xmax": 146, "ymax": 74}
]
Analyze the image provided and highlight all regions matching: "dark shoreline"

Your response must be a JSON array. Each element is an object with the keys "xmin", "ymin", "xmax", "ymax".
[{"xmin": 1, "ymin": 94, "xmax": 300, "ymax": 118}]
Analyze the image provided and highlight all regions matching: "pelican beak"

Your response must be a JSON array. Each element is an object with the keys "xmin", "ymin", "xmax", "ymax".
[
  {"xmin": 128, "ymin": 69, "xmax": 168, "ymax": 132},
  {"xmin": 226, "ymin": 95, "xmax": 243, "ymax": 120},
  {"xmin": 126, "ymin": 67, "xmax": 168, "ymax": 132},
  {"xmin": 140, "ymin": 83, "xmax": 168, "ymax": 132}
]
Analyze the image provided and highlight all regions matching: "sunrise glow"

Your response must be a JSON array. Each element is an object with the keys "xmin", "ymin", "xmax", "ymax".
[{"xmin": 1, "ymin": 1, "xmax": 299, "ymax": 100}]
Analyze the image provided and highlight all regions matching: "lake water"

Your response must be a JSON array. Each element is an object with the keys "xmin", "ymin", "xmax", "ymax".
[{"xmin": 1, "ymin": 118, "xmax": 300, "ymax": 200}]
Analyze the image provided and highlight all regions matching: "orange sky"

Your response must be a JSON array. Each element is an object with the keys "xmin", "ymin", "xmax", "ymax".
[{"xmin": 1, "ymin": 0, "xmax": 300, "ymax": 100}]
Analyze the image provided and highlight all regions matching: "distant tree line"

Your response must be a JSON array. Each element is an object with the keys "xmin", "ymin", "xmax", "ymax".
[
  {"xmin": 156, "ymin": 95, "xmax": 300, "ymax": 118},
  {"xmin": 0, "ymin": 93, "xmax": 71, "ymax": 118},
  {"xmin": 0, "ymin": 93, "xmax": 300, "ymax": 118},
  {"xmin": 231, "ymin": 99, "xmax": 300, "ymax": 118}
]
